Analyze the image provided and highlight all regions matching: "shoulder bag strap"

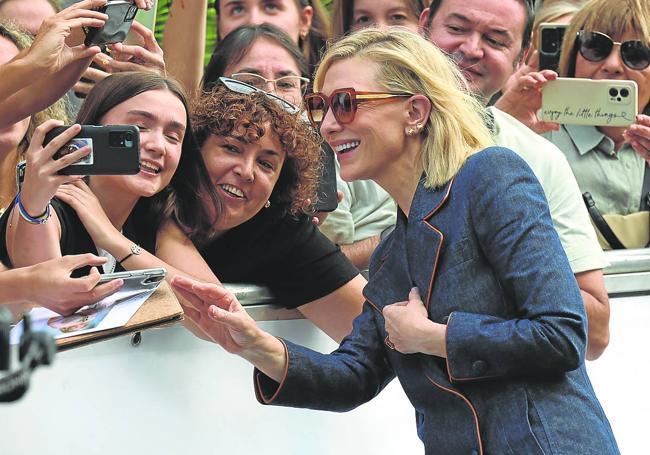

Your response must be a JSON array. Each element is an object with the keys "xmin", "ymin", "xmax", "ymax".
[{"xmin": 582, "ymin": 192, "xmax": 626, "ymax": 249}]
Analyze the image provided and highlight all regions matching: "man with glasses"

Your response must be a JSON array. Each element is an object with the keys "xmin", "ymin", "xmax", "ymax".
[{"xmin": 419, "ymin": 0, "xmax": 611, "ymax": 360}]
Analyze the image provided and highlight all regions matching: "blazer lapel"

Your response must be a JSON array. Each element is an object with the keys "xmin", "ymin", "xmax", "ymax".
[{"xmin": 407, "ymin": 178, "xmax": 454, "ymax": 310}]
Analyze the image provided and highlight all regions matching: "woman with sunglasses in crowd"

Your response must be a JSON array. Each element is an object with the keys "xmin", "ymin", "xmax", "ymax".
[
  {"xmin": 194, "ymin": 31, "xmax": 367, "ymax": 341},
  {"xmin": 0, "ymin": 71, "xmax": 222, "ymax": 307},
  {"xmin": 496, "ymin": 0, "xmax": 650, "ymax": 226},
  {"xmin": 331, "ymin": 0, "xmax": 425, "ymax": 40},
  {"xmin": 173, "ymin": 28, "xmax": 618, "ymax": 454}
]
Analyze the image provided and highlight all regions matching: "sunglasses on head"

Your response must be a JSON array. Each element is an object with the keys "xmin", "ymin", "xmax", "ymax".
[
  {"xmin": 578, "ymin": 30, "xmax": 650, "ymax": 70},
  {"xmin": 218, "ymin": 76, "xmax": 300, "ymax": 114},
  {"xmin": 305, "ymin": 88, "xmax": 413, "ymax": 128}
]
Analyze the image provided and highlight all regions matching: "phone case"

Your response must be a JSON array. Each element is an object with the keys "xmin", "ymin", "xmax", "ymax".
[
  {"xmin": 538, "ymin": 23, "xmax": 567, "ymax": 72},
  {"xmin": 98, "ymin": 268, "xmax": 167, "ymax": 294},
  {"xmin": 314, "ymin": 143, "xmax": 338, "ymax": 212},
  {"xmin": 540, "ymin": 78, "xmax": 638, "ymax": 127},
  {"xmin": 44, "ymin": 125, "xmax": 140, "ymax": 175},
  {"xmin": 84, "ymin": 1, "xmax": 139, "ymax": 46}
]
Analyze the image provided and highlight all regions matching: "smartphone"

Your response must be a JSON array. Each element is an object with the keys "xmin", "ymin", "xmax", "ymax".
[
  {"xmin": 84, "ymin": 1, "xmax": 139, "ymax": 46},
  {"xmin": 538, "ymin": 23, "xmax": 568, "ymax": 72},
  {"xmin": 539, "ymin": 78, "xmax": 638, "ymax": 127},
  {"xmin": 313, "ymin": 142, "xmax": 338, "ymax": 212},
  {"xmin": 124, "ymin": 0, "xmax": 157, "ymax": 45},
  {"xmin": 98, "ymin": 267, "xmax": 166, "ymax": 294},
  {"xmin": 44, "ymin": 125, "xmax": 140, "ymax": 175}
]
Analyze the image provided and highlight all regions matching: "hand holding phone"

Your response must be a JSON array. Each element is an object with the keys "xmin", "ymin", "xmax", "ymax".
[
  {"xmin": 44, "ymin": 125, "xmax": 140, "ymax": 175},
  {"xmin": 98, "ymin": 268, "xmax": 166, "ymax": 294},
  {"xmin": 84, "ymin": 1, "xmax": 139, "ymax": 46}
]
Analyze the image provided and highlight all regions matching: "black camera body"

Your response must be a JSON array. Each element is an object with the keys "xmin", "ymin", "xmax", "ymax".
[{"xmin": 539, "ymin": 23, "xmax": 568, "ymax": 72}]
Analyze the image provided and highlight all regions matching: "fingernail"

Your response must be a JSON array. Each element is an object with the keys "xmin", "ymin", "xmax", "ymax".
[{"xmin": 411, "ymin": 286, "xmax": 419, "ymax": 293}]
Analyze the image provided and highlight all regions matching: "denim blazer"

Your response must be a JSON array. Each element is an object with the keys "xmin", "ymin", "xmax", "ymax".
[{"xmin": 255, "ymin": 147, "xmax": 619, "ymax": 455}]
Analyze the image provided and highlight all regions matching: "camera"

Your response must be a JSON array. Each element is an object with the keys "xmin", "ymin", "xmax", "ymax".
[
  {"xmin": 541, "ymin": 28, "xmax": 560, "ymax": 53},
  {"xmin": 109, "ymin": 130, "xmax": 136, "ymax": 148}
]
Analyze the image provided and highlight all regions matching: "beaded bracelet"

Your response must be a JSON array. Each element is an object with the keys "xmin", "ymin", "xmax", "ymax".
[{"xmin": 15, "ymin": 192, "xmax": 51, "ymax": 225}]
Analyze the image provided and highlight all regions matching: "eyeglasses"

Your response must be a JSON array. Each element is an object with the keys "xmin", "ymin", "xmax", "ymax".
[
  {"xmin": 578, "ymin": 30, "xmax": 650, "ymax": 70},
  {"xmin": 230, "ymin": 72, "xmax": 310, "ymax": 96},
  {"xmin": 219, "ymin": 77, "xmax": 300, "ymax": 114},
  {"xmin": 305, "ymin": 88, "xmax": 413, "ymax": 128}
]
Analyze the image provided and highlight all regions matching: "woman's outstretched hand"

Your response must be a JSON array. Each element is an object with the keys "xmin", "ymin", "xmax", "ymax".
[{"xmin": 172, "ymin": 276, "xmax": 287, "ymax": 381}]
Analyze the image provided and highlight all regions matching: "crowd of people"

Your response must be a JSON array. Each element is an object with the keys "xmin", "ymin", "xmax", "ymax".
[{"xmin": 3, "ymin": 0, "xmax": 649, "ymax": 452}]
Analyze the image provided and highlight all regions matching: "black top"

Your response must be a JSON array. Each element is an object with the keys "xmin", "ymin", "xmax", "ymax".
[
  {"xmin": 200, "ymin": 207, "xmax": 359, "ymax": 310},
  {"xmin": 0, "ymin": 198, "xmax": 157, "ymax": 277}
]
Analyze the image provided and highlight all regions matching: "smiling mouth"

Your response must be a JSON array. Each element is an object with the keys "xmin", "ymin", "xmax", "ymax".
[
  {"xmin": 139, "ymin": 160, "xmax": 161, "ymax": 174},
  {"xmin": 333, "ymin": 141, "xmax": 360, "ymax": 154},
  {"xmin": 219, "ymin": 183, "xmax": 245, "ymax": 199}
]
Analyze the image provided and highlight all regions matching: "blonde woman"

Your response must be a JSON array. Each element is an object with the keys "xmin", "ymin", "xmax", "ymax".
[{"xmin": 173, "ymin": 29, "xmax": 618, "ymax": 454}]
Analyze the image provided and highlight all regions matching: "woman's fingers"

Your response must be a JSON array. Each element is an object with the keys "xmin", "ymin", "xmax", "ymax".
[{"xmin": 30, "ymin": 119, "xmax": 67, "ymax": 155}]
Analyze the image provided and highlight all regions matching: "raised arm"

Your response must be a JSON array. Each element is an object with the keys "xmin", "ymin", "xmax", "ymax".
[{"xmin": 163, "ymin": 0, "xmax": 208, "ymax": 95}]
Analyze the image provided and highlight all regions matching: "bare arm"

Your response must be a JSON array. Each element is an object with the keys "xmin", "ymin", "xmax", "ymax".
[
  {"xmin": 163, "ymin": 0, "xmax": 208, "ymax": 95},
  {"xmin": 339, "ymin": 235, "xmax": 380, "ymax": 271},
  {"xmin": 297, "ymin": 274, "xmax": 366, "ymax": 343},
  {"xmin": 575, "ymin": 269, "xmax": 610, "ymax": 360}
]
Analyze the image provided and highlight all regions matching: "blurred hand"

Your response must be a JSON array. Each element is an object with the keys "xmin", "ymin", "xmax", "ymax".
[
  {"xmin": 624, "ymin": 114, "xmax": 650, "ymax": 165},
  {"xmin": 106, "ymin": 21, "xmax": 166, "ymax": 75},
  {"xmin": 495, "ymin": 51, "xmax": 561, "ymax": 134},
  {"xmin": 24, "ymin": 254, "xmax": 123, "ymax": 315},
  {"xmin": 26, "ymin": 0, "xmax": 109, "ymax": 73},
  {"xmin": 73, "ymin": 61, "xmax": 110, "ymax": 97},
  {"xmin": 20, "ymin": 121, "xmax": 88, "ymax": 216}
]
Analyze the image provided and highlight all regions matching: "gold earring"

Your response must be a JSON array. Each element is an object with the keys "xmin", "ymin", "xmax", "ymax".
[
  {"xmin": 264, "ymin": 200, "xmax": 271, "ymax": 208},
  {"xmin": 416, "ymin": 123, "xmax": 423, "ymax": 130},
  {"xmin": 406, "ymin": 127, "xmax": 415, "ymax": 136}
]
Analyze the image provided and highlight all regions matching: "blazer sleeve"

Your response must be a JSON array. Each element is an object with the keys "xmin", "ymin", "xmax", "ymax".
[
  {"xmin": 445, "ymin": 147, "xmax": 587, "ymax": 382},
  {"xmin": 254, "ymin": 302, "xmax": 395, "ymax": 411}
]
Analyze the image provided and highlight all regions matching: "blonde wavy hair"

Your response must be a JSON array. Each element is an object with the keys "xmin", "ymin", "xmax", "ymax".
[
  {"xmin": 313, "ymin": 28, "xmax": 493, "ymax": 189},
  {"xmin": 559, "ymin": 0, "xmax": 650, "ymax": 77}
]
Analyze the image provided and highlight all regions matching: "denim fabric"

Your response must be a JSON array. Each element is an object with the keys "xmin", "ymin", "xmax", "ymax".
[{"xmin": 255, "ymin": 147, "xmax": 619, "ymax": 455}]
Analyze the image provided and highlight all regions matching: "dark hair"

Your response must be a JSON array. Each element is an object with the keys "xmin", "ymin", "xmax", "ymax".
[
  {"xmin": 192, "ymin": 84, "xmax": 320, "ymax": 218},
  {"xmin": 203, "ymin": 23, "xmax": 308, "ymax": 90},
  {"xmin": 331, "ymin": 0, "xmax": 426, "ymax": 40},
  {"xmin": 426, "ymin": 0, "xmax": 536, "ymax": 57},
  {"xmin": 213, "ymin": 0, "xmax": 330, "ymax": 73},
  {"xmin": 76, "ymin": 72, "xmax": 220, "ymax": 245}
]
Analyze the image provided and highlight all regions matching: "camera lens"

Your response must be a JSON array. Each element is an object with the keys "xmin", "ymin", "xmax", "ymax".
[
  {"xmin": 620, "ymin": 88, "xmax": 630, "ymax": 98},
  {"xmin": 609, "ymin": 88, "xmax": 619, "ymax": 97},
  {"xmin": 542, "ymin": 29, "xmax": 558, "ymax": 53},
  {"xmin": 125, "ymin": 132, "xmax": 133, "ymax": 142}
]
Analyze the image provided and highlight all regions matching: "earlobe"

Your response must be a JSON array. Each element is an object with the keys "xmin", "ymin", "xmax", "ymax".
[
  {"xmin": 300, "ymin": 6, "xmax": 314, "ymax": 39},
  {"xmin": 406, "ymin": 95, "xmax": 432, "ymax": 132}
]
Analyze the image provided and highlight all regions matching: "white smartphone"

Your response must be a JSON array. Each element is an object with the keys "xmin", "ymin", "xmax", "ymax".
[
  {"xmin": 98, "ymin": 267, "xmax": 166, "ymax": 293},
  {"xmin": 539, "ymin": 77, "xmax": 638, "ymax": 127}
]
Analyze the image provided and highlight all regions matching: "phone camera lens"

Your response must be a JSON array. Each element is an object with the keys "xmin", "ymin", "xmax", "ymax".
[
  {"xmin": 125, "ymin": 132, "xmax": 133, "ymax": 142},
  {"xmin": 620, "ymin": 88, "xmax": 630, "ymax": 98},
  {"xmin": 609, "ymin": 88, "xmax": 619, "ymax": 97}
]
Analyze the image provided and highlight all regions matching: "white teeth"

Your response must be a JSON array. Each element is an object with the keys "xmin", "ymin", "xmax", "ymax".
[
  {"xmin": 221, "ymin": 184, "xmax": 245, "ymax": 198},
  {"xmin": 140, "ymin": 160, "xmax": 161, "ymax": 173},
  {"xmin": 333, "ymin": 141, "xmax": 360, "ymax": 153}
]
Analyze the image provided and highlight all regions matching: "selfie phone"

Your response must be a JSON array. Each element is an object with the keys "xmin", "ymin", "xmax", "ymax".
[
  {"xmin": 44, "ymin": 125, "xmax": 140, "ymax": 175},
  {"xmin": 313, "ymin": 143, "xmax": 338, "ymax": 212},
  {"xmin": 84, "ymin": 1, "xmax": 139, "ymax": 46},
  {"xmin": 539, "ymin": 78, "xmax": 638, "ymax": 127},
  {"xmin": 98, "ymin": 267, "xmax": 166, "ymax": 294},
  {"xmin": 539, "ymin": 23, "xmax": 568, "ymax": 72}
]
